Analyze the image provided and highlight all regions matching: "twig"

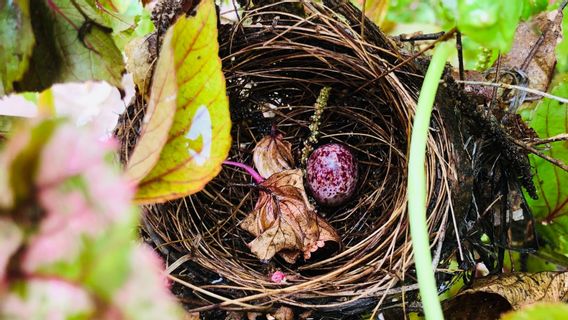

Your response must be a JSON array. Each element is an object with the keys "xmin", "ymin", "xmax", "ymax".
[
  {"xmin": 456, "ymin": 80, "xmax": 568, "ymax": 104},
  {"xmin": 398, "ymin": 31, "xmax": 446, "ymax": 42},
  {"xmin": 509, "ymin": 138, "xmax": 568, "ymax": 172},
  {"xmin": 456, "ymin": 31, "xmax": 464, "ymax": 90},
  {"xmin": 168, "ymin": 275, "xmax": 262, "ymax": 310},
  {"xmin": 357, "ymin": 28, "xmax": 457, "ymax": 92},
  {"xmin": 527, "ymin": 133, "xmax": 568, "ymax": 146}
]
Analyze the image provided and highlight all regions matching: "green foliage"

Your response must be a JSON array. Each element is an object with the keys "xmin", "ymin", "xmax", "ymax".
[
  {"xmin": 386, "ymin": 0, "xmax": 438, "ymax": 24},
  {"xmin": 99, "ymin": 0, "xmax": 155, "ymax": 49},
  {"xmin": 0, "ymin": 0, "xmax": 154, "ymax": 96},
  {"xmin": 126, "ymin": 0, "xmax": 232, "ymax": 204},
  {"xmin": 0, "ymin": 119, "xmax": 183, "ymax": 319},
  {"xmin": 14, "ymin": 0, "xmax": 124, "ymax": 92},
  {"xmin": 520, "ymin": 79, "xmax": 568, "ymax": 258},
  {"xmin": 0, "ymin": 0, "xmax": 35, "ymax": 95},
  {"xmin": 556, "ymin": 10, "xmax": 568, "ymax": 73},
  {"xmin": 520, "ymin": 0, "xmax": 549, "ymax": 20},
  {"xmin": 8, "ymin": 119, "xmax": 59, "ymax": 206},
  {"xmin": 453, "ymin": 0, "xmax": 522, "ymax": 52},
  {"xmin": 502, "ymin": 302, "xmax": 568, "ymax": 320}
]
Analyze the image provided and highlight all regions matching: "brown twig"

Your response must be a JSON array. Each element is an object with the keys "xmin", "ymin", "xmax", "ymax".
[
  {"xmin": 509, "ymin": 137, "xmax": 568, "ymax": 172},
  {"xmin": 527, "ymin": 133, "xmax": 568, "ymax": 146}
]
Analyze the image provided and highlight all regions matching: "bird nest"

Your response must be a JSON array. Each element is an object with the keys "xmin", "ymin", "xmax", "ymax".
[{"xmin": 117, "ymin": 0, "xmax": 474, "ymax": 318}]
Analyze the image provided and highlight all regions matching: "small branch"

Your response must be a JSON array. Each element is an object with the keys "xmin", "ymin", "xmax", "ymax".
[
  {"xmin": 527, "ymin": 133, "xmax": 568, "ymax": 146},
  {"xmin": 398, "ymin": 31, "xmax": 446, "ymax": 42},
  {"xmin": 509, "ymin": 138, "xmax": 568, "ymax": 172},
  {"xmin": 456, "ymin": 80, "xmax": 568, "ymax": 104},
  {"xmin": 456, "ymin": 31, "xmax": 465, "ymax": 90},
  {"xmin": 223, "ymin": 160, "xmax": 265, "ymax": 184},
  {"xmin": 357, "ymin": 28, "xmax": 457, "ymax": 92}
]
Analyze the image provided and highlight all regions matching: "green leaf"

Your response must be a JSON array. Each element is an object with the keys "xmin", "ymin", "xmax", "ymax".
[
  {"xmin": 520, "ymin": 0, "xmax": 548, "ymax": 20},
  {"xmin": 455, "ymin": 0, "xmax": 523, "ymax": 52},
  {"xmin": 97, "ymin": 0, "xmax": 155, "ymax": 49},
  {"xmin": 126, "ymin": 0, "xmax": 232, "ymax": 204},
  {"xmin": 82, "ymin": 217, "xmax": 134, "ymax": 299},
  {"xmin": 15, "ymin": 0, "xmax": 124, "ymax": 92},
  {"xmin": 502, "ymin": 302, "xmax": 568, "ymax": 320},
  {"xmin": 0, "ymin": 0, "xmax": 35, "ymax": 96},
  {"xmin": 556, "ymin": 9, "xmax": 568, "ymax": 73},
  {"xmin": 522, "ymin": 79, "xmax": 568, "ymax": 255},
  {"xmin": 3, "ymin": 120, "xmax": 59, "ymax": 207}
]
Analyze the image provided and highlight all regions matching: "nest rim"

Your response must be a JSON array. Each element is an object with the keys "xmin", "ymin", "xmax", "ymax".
[{"xmin": 119, "ymin": 0, "xmax": 459, "ymax": 316}]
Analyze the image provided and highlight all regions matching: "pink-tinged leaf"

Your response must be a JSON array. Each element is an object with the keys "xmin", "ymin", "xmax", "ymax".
[
  {"xmin": 24, "ymin": 123, "xmax": 134, "ymax": 272},
  {"xmin": 131, "ymin": 0, "xmax": 231, "ymax": 204},
  {"xmin": 0, "ymin": 279, "xmax": 95, "ymax": 319},
  {"xmin": 0, "ymin": 219, "xmax": 23, "ymax": 282},
  {"xmin": 113, "ymin": 245, "xmax": 183, "ymax": 319}
]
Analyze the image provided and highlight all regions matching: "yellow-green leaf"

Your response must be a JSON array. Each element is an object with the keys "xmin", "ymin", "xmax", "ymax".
[
  {"xmin": 129, "ymin": 0, "xmax": 231, "ymax": 204},
  {"xmin": 125, "ymin": 31, "xmax": 177, "ymax": 184}
]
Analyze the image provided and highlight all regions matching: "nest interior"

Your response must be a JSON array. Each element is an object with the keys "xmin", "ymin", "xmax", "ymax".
[{"xmin": 121, "ymin": 0, "xmax": 467, "ymax": 317}]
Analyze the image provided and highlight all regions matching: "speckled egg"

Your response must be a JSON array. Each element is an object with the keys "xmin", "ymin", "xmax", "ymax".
[{"xmin": 306, "ymin": 143, "xmax": 358, "ymax": 207}]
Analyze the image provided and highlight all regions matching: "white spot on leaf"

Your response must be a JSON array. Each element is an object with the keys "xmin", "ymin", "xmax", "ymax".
[{"xmin": 185, "ymin": 105, "xmax": 212, "ymax": 165}]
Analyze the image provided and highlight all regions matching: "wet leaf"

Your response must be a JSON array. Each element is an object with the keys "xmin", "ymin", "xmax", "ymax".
[
  {"xmin": 502, "ymin": 302, "xmax": 568, "ymax": 320},
  {"xmin": 520, "ymin": 79, "xmax": 568, "ymax": 255},
  {"xmin": 16, "ymin": 0, "xmax": 124, "ymax": 92},
  {"xmin": 455, "ymin": 0, "xmax": 523, "ymax": 52},
  {"xmin": 97, "ymin": 0, "xmax": 155, "ymax": 49},
  {"xmin": 0, "ymin": 0, "xmax": 35, "ymax": 96},
  {"xmin": 240, "ymin": 169, "xmax": 340, "ymax": 263},
  {"xmin": 129, "ymin": 0, "xmax": 231, "ymax": 204},
  {"xmin": 499, "ymin": 10, "xmax": 563, "ymax": 94},
  {"xmin": 557, "ymin": 6, "xmax": 568, "ymax": 73},
  {"xmin": 253, "ymin": 133, "xmax": 295, "ymax": 179},
  {"xmin": 443, "ymin": 272, "xmax": 568, "ymax": 319}
]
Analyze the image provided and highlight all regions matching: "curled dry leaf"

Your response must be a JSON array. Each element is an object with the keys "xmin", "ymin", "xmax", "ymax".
[
  {"xmin": 268, "ymin": 306, "xmax": 294, "ymax": 320},
  {"xmin": 253, "ymin": 133, "xmax": 295, "ymax": 179},
  {"xmin": 499, "ymin": 10, "xmax": 563, "ymax": 94},
  {"xmin": 124, "ymin": 35, "xmax": 156, "ymax": 96},
  {"xmin": 240, "ymin": 169, "xmax": 340, "ymax": 263},
  {"xmin": 443, "ymin": 271, "xmax": 568, "ymax": 319}
]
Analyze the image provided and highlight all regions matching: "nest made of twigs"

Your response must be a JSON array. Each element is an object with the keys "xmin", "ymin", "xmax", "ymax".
[{"xmin": 117, "ymin": 0, "xmax": 464, "ymax": 317}]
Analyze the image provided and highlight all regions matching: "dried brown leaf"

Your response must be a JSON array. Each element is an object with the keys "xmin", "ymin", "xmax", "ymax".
[
  {"xmin": 268, "ymin": 306, "xmax": 294, "ymax": 320},
  {"xmin": 253, "ymin": 134, "xmax": 295, "ymax": 179},
  {"xmin": 443, "ymin": 272, "xmax": 568, "ymax": 319},
  {"xmin": 240, "ymin": 169, "xmax": 340, "ymax": 263},
  {"xmin": 499, "ymin": 10, "xmax": 563, "ymax": 93}
]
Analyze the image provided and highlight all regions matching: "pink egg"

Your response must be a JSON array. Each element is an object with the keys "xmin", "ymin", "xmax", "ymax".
[{"xmin": 307, "ymin": 143, "xmax": 358, "ymax": 207}]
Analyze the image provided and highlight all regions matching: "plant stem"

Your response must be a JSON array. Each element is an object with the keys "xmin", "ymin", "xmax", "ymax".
[
  {"xmin": 223, "ymin": 160, "xmax": 264, "ymax": 184},
  {"xmin": 407, "ymin": 41, "xmax": 452, "ymax": 320}
]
